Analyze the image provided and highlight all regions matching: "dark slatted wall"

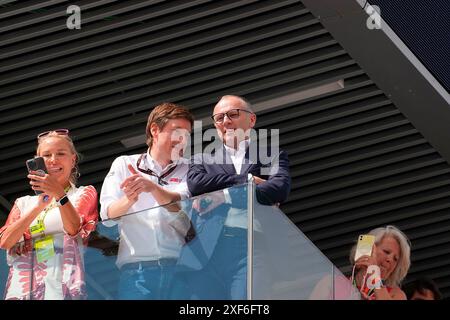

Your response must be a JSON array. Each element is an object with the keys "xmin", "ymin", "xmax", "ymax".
[{"xmin": 0, "ymin": 0, "xmax": 448, "ymax": 298}]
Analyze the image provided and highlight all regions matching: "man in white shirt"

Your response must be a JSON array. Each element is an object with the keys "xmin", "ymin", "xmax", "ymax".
[{"xmin": 100, "ymin": 102, "xmax": 194, "ymax": 299}]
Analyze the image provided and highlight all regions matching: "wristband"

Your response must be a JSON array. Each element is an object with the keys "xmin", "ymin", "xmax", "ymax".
[{"xmin": 56, "ymin": 194, "xmax": 69, "ymax": 207}]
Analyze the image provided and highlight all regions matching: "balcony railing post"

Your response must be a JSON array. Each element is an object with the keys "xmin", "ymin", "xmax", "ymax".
[
  {"xmin": 247, "ymin": 175, "xmax": 255, "ymax": 300},
  {"xmin": 332, "ymin": 265, "xmax": 335, "ymax": 300}
]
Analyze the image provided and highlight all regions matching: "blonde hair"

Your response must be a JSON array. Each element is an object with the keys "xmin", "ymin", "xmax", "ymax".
[
  {"xmin": 349, "ymin": 225, "xmax": 411, "ymax": 287},
  {"xmin": 36, "ymin": 131, "xmax": 81, "ymax": 184}
]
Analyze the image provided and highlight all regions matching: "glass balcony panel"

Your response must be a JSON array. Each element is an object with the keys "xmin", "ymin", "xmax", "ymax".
[
  {"xmin": 0, "ymin": 249, "xmax": 6, "ymax": 299},
  {"xmin": 1, "ymin": 183, "xmax": 358, "ymax": 300},
  {"xmin": 251, "ymin": 188, "xmax": 359, "ymax": 300}
]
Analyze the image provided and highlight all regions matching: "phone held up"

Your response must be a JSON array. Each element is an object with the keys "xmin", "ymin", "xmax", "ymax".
[
  {"xmin": 26, "ymin": 157, "xmax": 48, "ymax": 195},
  {"xmin": 354, "ymin": 234, "xmax": 376, "ymax": 262}
]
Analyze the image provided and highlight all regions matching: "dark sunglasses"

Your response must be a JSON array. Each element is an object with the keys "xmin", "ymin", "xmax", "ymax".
[{"xmin": 37, "ymin": 128, "xmax": 70, "ymax": 139}]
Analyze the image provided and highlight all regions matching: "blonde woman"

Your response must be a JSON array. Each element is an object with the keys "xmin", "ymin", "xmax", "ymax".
[
  {"xmin": 350, "ymin": 225, "xmax": 411, "ymax": 300},
  {"xmin": 0, "ymin": 129, "xmax": 98, "ymax": 300}
]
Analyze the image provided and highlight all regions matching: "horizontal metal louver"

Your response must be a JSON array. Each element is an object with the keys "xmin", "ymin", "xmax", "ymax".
[{"xmin": 1, "ymin": 0, "xmax": 448, "ymax": 298}]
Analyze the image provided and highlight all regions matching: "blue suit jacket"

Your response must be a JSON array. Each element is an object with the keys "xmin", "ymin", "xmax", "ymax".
[
  {"xmin": 188, "ymin": 143, "xmax": 291, "ymax": 205},
  {"xmin": 177, "ymin": 143, "xmax": 291, "ymax": 271}
]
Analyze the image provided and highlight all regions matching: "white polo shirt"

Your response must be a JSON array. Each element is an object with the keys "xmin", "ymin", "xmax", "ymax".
[{"xmin": 99, "ymin": 150, "xmax": 191, "ymax": 269}]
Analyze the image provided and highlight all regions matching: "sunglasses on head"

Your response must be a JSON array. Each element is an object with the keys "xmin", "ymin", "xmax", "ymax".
[{"xmin": 37, "ymin": 129, "xmax": 70, "ymax": 139}]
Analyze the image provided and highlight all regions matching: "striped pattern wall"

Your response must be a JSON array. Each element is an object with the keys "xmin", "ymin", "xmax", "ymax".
[{"xmin": 0, "ymin": 0, "xmax": 448, "ymax": 298}]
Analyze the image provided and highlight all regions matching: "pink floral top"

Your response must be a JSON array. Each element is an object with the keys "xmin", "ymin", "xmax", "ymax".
[{"xmin": 0, "ymin": 185, "xmax": 98, "ymax": 300}]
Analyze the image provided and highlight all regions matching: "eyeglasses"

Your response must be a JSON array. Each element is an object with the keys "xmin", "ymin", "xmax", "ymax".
[
  {"xmin": 211, "ymin": 109, "xmax": 253, "ymax": 123},
  {"xmin": 37, "ymin": 129, "xmax": 70, "ymax": 139}
]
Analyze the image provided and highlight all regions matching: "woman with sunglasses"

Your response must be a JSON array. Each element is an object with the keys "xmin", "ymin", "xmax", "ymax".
[{"xmin": 0, "ymin": 129, "xmax": 98, "ymax": 300}]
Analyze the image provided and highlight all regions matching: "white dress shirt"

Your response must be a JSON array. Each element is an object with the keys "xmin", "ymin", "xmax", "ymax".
[
  {"xmin": 223, "ymin": 139, "xmax": 250, "ymax": 174},
  {"xmin": 222, "ymin": 139, "xmax": 255, "ymax": 229},
  {"xmin": 100, "ymin": 150, "xmax": 191, "ymax": 269}
]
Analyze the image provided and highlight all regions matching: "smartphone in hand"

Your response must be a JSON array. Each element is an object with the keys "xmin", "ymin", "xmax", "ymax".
[
  {"xmin": 26, "ymin": 157, "xmax": 48, "ymax": 195},
  {"xmin": 354, "ymin": 234, "xmax": 376, "ymax": 262}
]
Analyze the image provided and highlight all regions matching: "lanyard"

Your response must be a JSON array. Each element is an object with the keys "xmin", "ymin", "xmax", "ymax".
[
  {"xmin": 136, "ymin": 153, "xmax": 177, "ymax": 185},
  {"xmin": 31, "ymin": 186, "xmax": 71, "ymax": 234},
  {"xmin": 37, "ymin": 200, "xmax": 57, "ymax": 226}
]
